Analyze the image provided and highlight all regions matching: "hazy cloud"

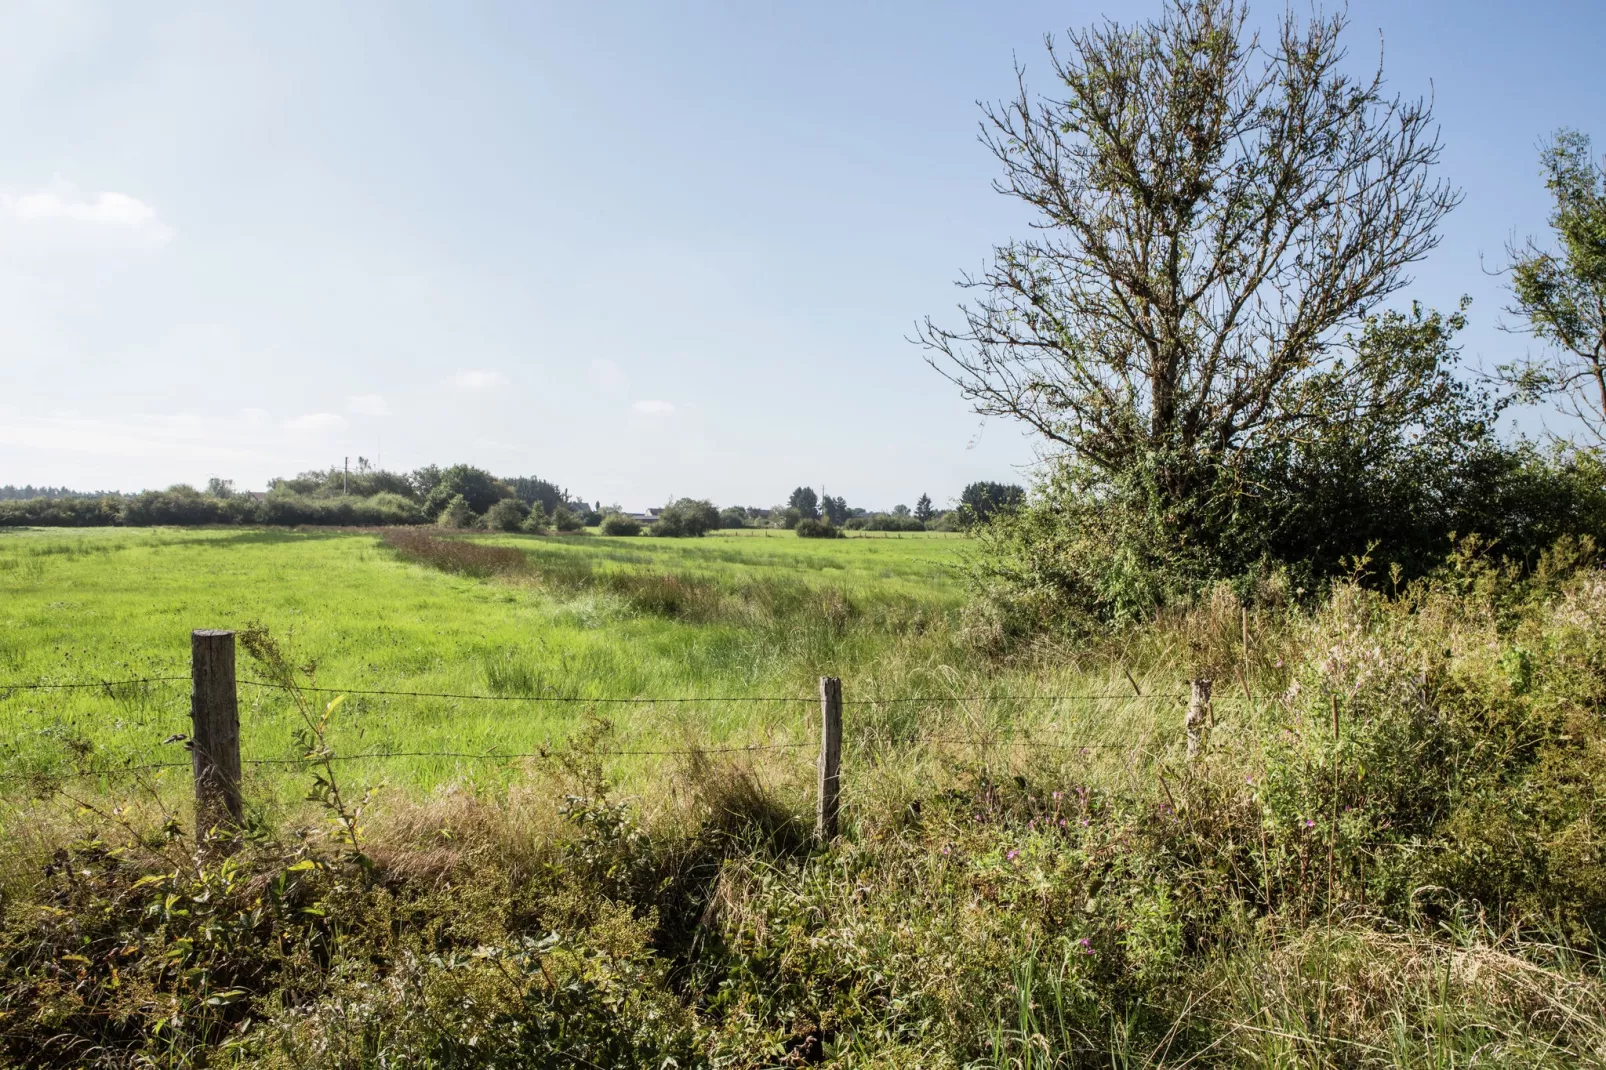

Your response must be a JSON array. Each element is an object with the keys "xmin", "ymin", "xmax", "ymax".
[
  {"xmin": 632, "ymin": 399, "xmax": 674, "ymax": 414},
  {"xmin": 448, "ymin": 370, "xmax": 509, "ymax": 391},
  {"xmin": 587, "ymin": 358, "xmax": 629, "ymax": 395},
  {"xmin": 0, "ymin": 185, "xmax": 172, "ymax": 241},
  {"xmin": 347, "ymin": 394, "xmax": 390, "ymax": 416},
  {"xmin": 283, "ymin": 412, "xmax": 346, "ymax": 433}
]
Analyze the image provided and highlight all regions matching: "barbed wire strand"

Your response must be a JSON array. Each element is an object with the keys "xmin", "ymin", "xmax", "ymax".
[
  {"xmin": 0, "ymin": 732, "xmax": 1174, "ymax": 785},
  {"xmin": 2, "ymin": 676, "xmax": 1247, "ymax": 705},
  {"xmin": 0, "ymin": 676, "xmax": 189, "ymax": 692}
]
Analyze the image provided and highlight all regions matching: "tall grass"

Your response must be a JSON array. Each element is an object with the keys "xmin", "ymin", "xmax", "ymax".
[{"xmin": 4, "ymin": 530, "xmax": 1606, "ymax": 1066}]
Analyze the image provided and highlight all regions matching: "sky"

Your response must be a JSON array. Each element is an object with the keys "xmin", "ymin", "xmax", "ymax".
[{"xmin": 2, "ymin": 1, "xmax": 1603, "ymax": 511}]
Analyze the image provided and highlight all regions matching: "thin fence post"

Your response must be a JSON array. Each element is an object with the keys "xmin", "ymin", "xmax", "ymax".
[
  {"xmin": 1186, "ymin": 678, "xmax": 1212, "ymax": 759},
  {"xmin": 191, "ymin": 629, "xmax": 243, "ymax": 832},
  {"xmin": 817, "ymin": 676, "xmax": 842, "ymax": 841}
]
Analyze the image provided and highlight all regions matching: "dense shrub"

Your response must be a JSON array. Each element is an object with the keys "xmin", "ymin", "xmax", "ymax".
[
  {"xmin": 652, "ymin": 498, "xmax": 719, "ymax": 537},
  {"xmin": 719, "ymin": 506, "xmax": 748, "ymax": 529},
  {"xmin": 845, "ymin": 512, "xmax": 926, "ymax": 532},
  {"xmin": 256, "ymin": 491, "xmax": 425, "ymax": 526},
  {"xmin": 975, "ymin": 438, "xmax": 1606, "ymax": 633},
  {"xmin": 436, "ymin": 495, "xmax": 475, "ymax": 529},
  {"xmin": 600, "ymin": 512, "xmax": 642, "ymax": 536},
  {"xmin": 483, "ymin": 498, "xmax": 530, "ymax": 532},
  {"xmin": 423, "ymin": 464, "xmax": 510, "ymax": 518},
  {"xmin": 269, "ymin": 465, "xmax": 418, "ymax": 500},
  {"xmin": 552, "ymin": 506, "xmax": 584, "ymax": 532},
  {"xmin": 795, "ymin": 517, "xmax": 842, "ymax": 538},
  {"xmin": 122, "ymin": 486, "xmax": 255, "ymax": 526},
  {"xmin": 0, "ymin": 495, "xmax": 123, "ymax": 527},
  {"xmin": 520, "ymin": 503, "xmax": 550, "ymax": 534}
]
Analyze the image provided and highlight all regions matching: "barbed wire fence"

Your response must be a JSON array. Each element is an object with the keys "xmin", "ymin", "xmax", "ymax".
[{"xmin": 1, "ymin": 631, "xmax": 1245, "ymax": 840}]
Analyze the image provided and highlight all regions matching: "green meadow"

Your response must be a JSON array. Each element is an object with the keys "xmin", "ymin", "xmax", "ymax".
[{"xmin": 0, "ymin": 526, "xmax": 1166, "ymax": 806}]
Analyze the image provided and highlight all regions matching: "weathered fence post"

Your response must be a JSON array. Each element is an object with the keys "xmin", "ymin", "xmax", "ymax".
[
  {"xmin": 191, "ymin": 629, "xmax": 243, "ymax": 832},
  {"xmin": 817, "ymin": 676, "xmax": 842, "ymax": 841},
  {"xmin": 1186, "ymin": 678, "xmax": 1212, "ymax": 759}
]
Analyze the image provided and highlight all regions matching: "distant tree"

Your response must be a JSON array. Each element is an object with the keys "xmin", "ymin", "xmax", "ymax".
[
  {"xmin": 787, "ymin": 486, "xmax": 820, "ymax": 520},
  {"xmin": 424, "ymin": 465, "xmax": 508, "ymax": 517},
  {"xmin": 507, "ymin": 476, "xmax": 567, "ymax": 514},
  {"xmin": 719, "ymin": 505, "xmax": 749, "ymax": 529},
  {"xmin": 1500, "ymin": 129, "xmax": 1606, "ymax": 444},
  {"xmin": 483, "ymin": 498, "xmax": 529, "ymax": 532},
  {"xmin": 892, "ymin": 503, "xmax": 911, "ymax": 517},
  {"xmin": 958, "ymin": 482, "xmax": 1026, "ymax": 525},
  {"xmin": 821, "ymin": 494, "xmax": 849, "ymax": 525},
  {"xmin": 914, "ymin": 494, "xmax": 934, "ymax": 523},
  {"xmin": 772, "ymin": 505, "xmax": 803, "ymax": 529},
  {"xmin": 654, "ymin": 498, "xmax": 720, "ymax": 537},
  {"xmin": 520, "ymin": 503, "xmax": 550, "ymax": 534},
  {"xmin": 205, "ymin": 478, "xmax": 236, "ymax": 498},
  {"xmin": 552, "ymin": 506, "xmax": 585, "ymax": 532},
  {"xmin": 0, "ymin": 485, "xmax": 120, "ymax": 501},
  {"xmin": 410, "ymin": 465, "xmax": 443, "ymax": 500},
  {"xmin": 436, "ymin": 495, "xmax": 474, "ymax": 528}
]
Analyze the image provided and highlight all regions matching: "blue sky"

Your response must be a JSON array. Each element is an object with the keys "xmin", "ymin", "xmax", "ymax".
[{"xmin": 2, "ymin": 1, "xmax": 1603, "ymax": 511}]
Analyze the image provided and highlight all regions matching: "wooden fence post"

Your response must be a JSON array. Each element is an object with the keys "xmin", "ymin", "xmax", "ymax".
[
  {"xmin": 191, "ymin": 629, "xmax": 243, "ymax": 832},
  {"xmin": 1186, "ymin": 678, "xmax": 1212, "ymax": 759},
  {"xmin": 817, "ymin": 676, "xmax": 842, "ymax": 841}
]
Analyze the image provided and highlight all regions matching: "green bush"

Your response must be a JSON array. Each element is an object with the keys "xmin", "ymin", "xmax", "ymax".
[
  {"xmin": 423, "ymin": 464, "xmax": 510, "ymax": 518},
  {"xmin": 256, "ymin": 492, "xmax": 425, "ymax": 526},
  {"xmin": 436, "ymin": 495, "xmax": 475, "ymax": 529},
  {"xmin": 847, "ymin": 513, "xmax": 926, "ymax": 532},
  {"xmin": 483, "ymin": 498, "xmax": 530, "ymax": 532},
  {"xmin": 122, "ymin": 486, "xmax": 254, "ymax": 526},
  {"xmin": 0, "ymin": 496, "xmax": 123, "ymax": 527},
  {"xmin": 795, "ymin": 517, "xmax": 842, "ymax": 538},
  {"xmin": 552, "ymin": 506, "xmax": 584, "ymax": 532},
  {"xmin": 600, "ymin": 513, "xmax": 642, "ymax": 536},
  {"xmin": 719, "ymin": 506, "xmax": 748, "ymax": 529},
  {"xmin": 652, "ymin": 498, "xmax": 719, "ymax": 537},
  {"xmin": 520, "ymin": 503, "xmax": 550, "ymax": 534}
]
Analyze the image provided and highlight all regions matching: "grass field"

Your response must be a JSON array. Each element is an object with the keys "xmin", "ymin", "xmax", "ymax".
[
  {"xmin": 0, "ymin": 525, "xmax": 1172, "ymax": 808},
  {"xmin": 7, "ymin": 525, "xmax": 1606, "ymax": 1068}
]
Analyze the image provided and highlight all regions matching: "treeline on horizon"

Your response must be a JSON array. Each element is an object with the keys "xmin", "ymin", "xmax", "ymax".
[{"xmin": 0, "ymin": 465, "xmax": 1023, "ymax": 534}]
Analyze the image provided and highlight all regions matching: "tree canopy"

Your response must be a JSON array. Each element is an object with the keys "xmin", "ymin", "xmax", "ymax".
[
  {"xmin": 919, "ymin": 0, "xmax": 1459, "ymax": 537},
  {"xmin": 1501, "ymin": 130, "xmax": 1606, "ymax": 443}
]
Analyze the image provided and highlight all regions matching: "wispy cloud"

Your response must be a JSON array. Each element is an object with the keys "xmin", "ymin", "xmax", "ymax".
[
  {"xmin": 283, "ymin": 412, "xmax": 346, "ymax": 433},
  {"xmin": 449, "ymin": 370, "xmax": 509, "ymax": 392},
  {"xmin": 347, "ymin": 394, "xmax": 390, "ymax": 416},
  {"xmin": 632, "ymin": 399, "xmax": 674, "ymax": 414},
  {"xmin": 0, "ymin": 184, "xmax": 172, "ymax": 241}
]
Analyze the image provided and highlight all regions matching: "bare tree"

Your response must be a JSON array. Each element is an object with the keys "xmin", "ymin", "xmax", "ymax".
[
  {"xmin": 918, "ymin": 0, "xmax": 1459, "ymax": 516},
  {"xmin": 1500, "ymin": 130, "xmax": 1606, "ymax": 444}
]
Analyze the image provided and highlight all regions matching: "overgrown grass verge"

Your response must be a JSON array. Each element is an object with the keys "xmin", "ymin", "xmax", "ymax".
[{"xmin": 6, "ymin": 540, "xmax": 1606, "ymax": 1066}]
